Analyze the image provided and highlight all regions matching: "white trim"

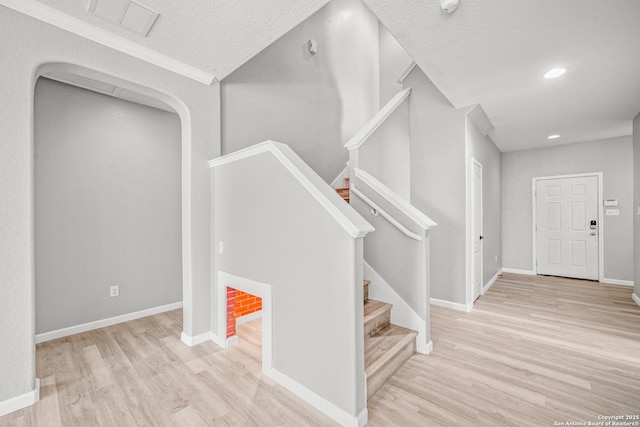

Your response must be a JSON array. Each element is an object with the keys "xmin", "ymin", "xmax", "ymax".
[
  {"xmin": 353, "ymin": 169, "xmax": 436, "ymax": 230},
  {"xmin": 397, "ymin": 61, "xmax": 417, "ymax": 84},
  {"xmin": 0, "ymin": 0, "xmax": 215, "ymax": 85},
  {"xmin": 209, "ymin": 141, "xmax": 374, "ymax": 239},
  {"xmin": 330, "ymin": 163, "xmax": 350, "ymax": 189},
  {"xmin": 226, "ymin": 335, "xmax": 239, "ymax": 347},
  {"xmin": 468, "ymin": 157, "xmax": 483, "ymax": 305},
  {"xmin": 236, "ymin": 310, "xmax": 262, "ymax": 325},
  {"xmin": 209, "ymin": 332, "xmax": 226, "ymax": 348},
  {"xmin": 601, "ymin": 278, "xmax": 634, "ymax": 287},
  {"xmin": 180, "ymin": 330, "xmax": 213, "ymax": 347},
  {"xmin": 364, "ymin": 261, "xmax": 429, "ymax": 354},
  {"xmin": 36, "ymin": 301, "xmax": 183, "ymax": 343},
  {"xmin": 344, "ymin": 88, "xmax": 411, "ymax": 151},
  {"xmin": 482, "ymin": 269, "xmax": 503, "ymax": 295},
  {"xmin": 217, "ymin": 272, "xmax": 272, "ymax": 369},
  {"xmin": 633, "ymin": 293, "xmax": 640, "ymax": 307},
  {"xmin": 425, "ymin": 340, "xmax": 434, "ymax": 354},
  {"xmin": 430, "ymin": 298, "xmax": 473, "ymax": 313},
  {"xmin": 0, "ymin": 378, "xmax": 39, "ymax": 417},
  {"xmin": 264, "ymin": 368, "xmax": 367, "ymax": 427},
  {"xmin": 501, "ymin": 268, "xmax": 536, "ymax": 276},
  {"xmin": 352, "ymin": 186, "xmax": 421, "ymax": 241},
  {"xmin": 532, "ymin": 172, "xmax": 604, "ymax": 282}
]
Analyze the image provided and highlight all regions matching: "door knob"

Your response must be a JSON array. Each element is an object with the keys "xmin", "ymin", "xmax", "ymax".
[{"xmin": 590, "ymin": 232, "xmax": 597, "ymax": 236}]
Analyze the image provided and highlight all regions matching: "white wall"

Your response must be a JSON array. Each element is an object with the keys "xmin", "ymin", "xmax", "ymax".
[
  {"xmin": 35, "ymin": 78, "xmax": 182, "ymax": 333},
  {"xmin": 466, "ymin": 112, "xmax": 502, "ymax": 289},
  {"xmin": 221, "ymin": 0, "xmax": 379, "ymax": 183},
  {"xmin": 405, "ymin": 66, "xmax": 468, "ymax": 304},
  {"xmin": 378, "ymin": 23, "xmax": 413, "ymax": 106},
  {"xmin": 502, "ymin": 136, "xmax": 634, "ymax": 281},
  {"xmin": 0, "ymin": 6, "xmax": 218, "ymax": 405},
  {"xmin": 634, "ymin": 113, "xmax": 640, "ymax": 297}
]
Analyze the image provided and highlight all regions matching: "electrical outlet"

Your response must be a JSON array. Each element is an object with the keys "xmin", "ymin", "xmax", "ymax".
[
  {"xmin": 110, "ymin": 285, "xmax": 119, "ymax": 297},
  {"xmin": 218, "ymin": 241, "xmax": 224, "ymax": 254}
]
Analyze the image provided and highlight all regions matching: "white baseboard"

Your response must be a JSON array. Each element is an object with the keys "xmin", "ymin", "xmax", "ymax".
[
  {"xmin": 264, "ymin": 367, "xmax": 366, "ymax": 427},
  {"xmin": 425, "ymin": 340, "xmax": 433, "ymax": 354},
  {"xmin": 180, "ymin": 331, "xmax": 212, "ymax": 347},
  {"xmin": 502, "ymin": 268, "xmax": 535, "ymax": 276},
  {"xmin": 36, "ymin": 302, "xmax": 183, "ymax": 343},
  {"xmin": 601, "ymin": 278, "xmax": 634, "ymax": 287},
  {"xmin": 236, "ymin": 310, "xmax": 262, "ymax": 325},
  {"xmin": 209, "ymin": 332, "xmax": 227, "ymax": 348},
  {"xmin": 482, "ymin": 269, "xmax": 503, "ymax": 295},
  {"xmin": 430, "ymin": 298, "xmax": 473, "ymax": 313},
  {"xmin": 0, "ymin": 378, "xmax": 39, "ymax": 417},
  {"xmin": 364, "ymin": 262, "xmax": 429, "ymax": 354},
  {"xmin": 632, "ymin": 293, "xmax": 640, "ymax": 307}
]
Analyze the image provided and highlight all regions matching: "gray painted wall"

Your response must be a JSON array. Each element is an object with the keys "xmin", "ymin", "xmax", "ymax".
[
  {"xmin": 502, "ymin": 136, "xmax": 634, "ymax": 281},
  {"xmin": 221, "ymin": 0, "xmax": 379, "ymax": 183},
  {"xmin": 35, "ymin": 79, "xmax": 182, "ymax": 334},
  {"xmin": 405, "ymin": 67, "xmax": 468, "ymax": 304},
  {"xmin": 467, "ymin": 115, "xmax": 503, "ymax": 289},
  {"xmin": 0, "ymin": 6, "xmax": 218, "ymax": 403},
  {"xmin": 634, "ymin": 113, "xmax": 640, "ymax": 298}
]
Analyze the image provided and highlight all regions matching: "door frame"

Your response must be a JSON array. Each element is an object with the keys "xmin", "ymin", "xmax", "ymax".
[
  {"xmin": 531, "ymin": 172, "xmax": 604, "ymax": 282},
  {"xmin": 471, "ymin": 158, "xmax": 484, "ymax": 301}
]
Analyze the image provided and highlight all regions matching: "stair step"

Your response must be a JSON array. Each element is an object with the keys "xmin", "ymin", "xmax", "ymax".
[
  {"xmin": 365, "ymin": 324, "xmax": 417, "ymax": 400},
  {"xmin": 343, "ymin": 177, "xmax": 350, "ymax": 186},
  {"xmin": 363, "ymin": 299, "xmax": 391, "ymax": 337},
  {"xmin": 363, "ymin": 279, "xmax": 370, "ymax": 302}
]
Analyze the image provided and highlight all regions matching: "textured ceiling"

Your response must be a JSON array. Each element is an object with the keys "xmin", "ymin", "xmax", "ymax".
[
  {"xmin": 362, "ymin": 0, "xmax": 640, "ymax": 151},
  {"xmin": 30, "ymin": 0, "xmax": 640, "ymax": 152},
  {"xmin": 34, "ymin": 0, "xmax": 329, "ymax": 80}
]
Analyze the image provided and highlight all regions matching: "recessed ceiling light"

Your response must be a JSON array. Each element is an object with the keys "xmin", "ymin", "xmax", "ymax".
[
  {"xmin": 543, "ymin": 68, "xmax": 567, "ymax": 79},
  {"xmin": 547, "ymin": 134, "xmax": 560, "ymax": 140}
]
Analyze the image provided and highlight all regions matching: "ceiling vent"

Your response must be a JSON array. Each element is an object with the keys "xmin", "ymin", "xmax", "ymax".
[{"xmin": 88, "ymin": 0, "xmax": 159, "ymax": 37}]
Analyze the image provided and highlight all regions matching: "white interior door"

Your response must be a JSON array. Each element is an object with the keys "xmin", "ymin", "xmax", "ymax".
[
  {"xmin": 535, "ymin": 176, "xmax": 599, "ymax": 280},
  {"xmin": 472, "ymin": 160, "xmax": 483, "ymax": 301}
]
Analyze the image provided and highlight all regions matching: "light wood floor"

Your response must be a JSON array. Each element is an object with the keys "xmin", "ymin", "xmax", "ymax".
[{"xmin": 2, "ymin": 273, "xmax": 639, "ymax": 426}]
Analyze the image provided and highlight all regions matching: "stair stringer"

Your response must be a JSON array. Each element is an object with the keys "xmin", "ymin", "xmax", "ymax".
[{"xmin": 364, "ymin": 261, "xmax": 432, "ymax": 354}]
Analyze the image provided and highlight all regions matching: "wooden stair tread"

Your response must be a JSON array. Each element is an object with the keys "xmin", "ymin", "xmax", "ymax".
[
  {"xmin": 363, "ymin": 299, "xmax": 391, "ymax": 321},
  {"xmin": 363, "ymin": 279, "xmax": 370, "ymax": 286},
  {"xmin": 364, "ymin": 324, "xmax": 417, "ymax": 375}
]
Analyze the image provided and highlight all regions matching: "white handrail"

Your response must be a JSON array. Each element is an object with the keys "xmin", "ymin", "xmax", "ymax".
[
  {"xmin": 344, "ymin": 87, "xmax": 411, "ymax": 151},
  {"xmin": 398, "ymin": 61, "xmax": 417, "ymax": 84},
  {"xmin": 354, "ymin": 168, "xmax": 437, "ymax": 230},
  {"xmin": 351, "ymin": 186, "xmax": 422, "ymax": 241},
  {"xmin": 209, "ymin": 141, "xmax": 375, "ymax": 238}
]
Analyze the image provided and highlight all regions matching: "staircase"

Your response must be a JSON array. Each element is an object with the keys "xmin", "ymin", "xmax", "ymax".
[
  {"xmin": 362, "ymin": 279, "xmax": 417, "ymax": 399},
  {"xmin": 336, "ymin": 177, "xmax": 350, "ymax": 203},
  {"xmin": 338, "ymin": 177, "xmax": 419, "ymax": 398}
]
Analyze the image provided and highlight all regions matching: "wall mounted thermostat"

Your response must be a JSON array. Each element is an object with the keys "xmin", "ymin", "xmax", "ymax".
[{"xmin": 604, "ymin": 199, "xmax": 618, "ymax": 207}]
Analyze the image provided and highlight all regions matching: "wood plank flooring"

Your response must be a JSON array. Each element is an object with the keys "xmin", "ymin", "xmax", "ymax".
[
  {"xmin": 0, "ymin": 311, "xmax": 336, "ymax": 427},
  {"xmin": 367, "ymin": 273, "xmax": 640, "ymax": 426},
  {"xmin": 2, "ymin": 273, "xmax": 639, "ymax": 426}
]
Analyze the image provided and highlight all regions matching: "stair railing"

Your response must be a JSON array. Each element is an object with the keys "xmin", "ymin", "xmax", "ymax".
[
  {"xmin": 344, "ymin": 88, "xmax": 411, "ymax": 199},
  {"xmin": 349, "ymin": 167, "xmax": 436, "ymax": 355},
  {"xmin": 209, "ymin": 140, "xmax": 373, "ymax": 425}
]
